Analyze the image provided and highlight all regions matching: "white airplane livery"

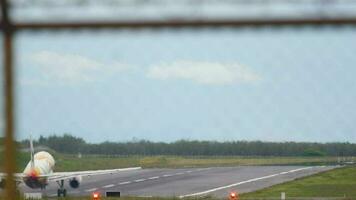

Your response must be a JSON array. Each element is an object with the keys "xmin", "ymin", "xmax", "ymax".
[{"xmin": 0, "ymin": 137, "xmax": 141, "ymax": 197}]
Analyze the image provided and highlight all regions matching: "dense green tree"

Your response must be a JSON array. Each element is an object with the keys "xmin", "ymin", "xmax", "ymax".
[{"xmin": 16, "ymin": 134, "xmax": 356, "ymax": 156}]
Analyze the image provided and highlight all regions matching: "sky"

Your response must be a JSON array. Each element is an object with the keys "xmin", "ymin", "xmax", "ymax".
[{"xmin": 3, "ymin": 27, "xmax": 353, "ymax": 143}]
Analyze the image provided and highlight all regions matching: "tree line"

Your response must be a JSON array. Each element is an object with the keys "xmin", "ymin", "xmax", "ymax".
[{"xmin": 17, "ymin": 134, "xmax": 356, "ymax": 156}]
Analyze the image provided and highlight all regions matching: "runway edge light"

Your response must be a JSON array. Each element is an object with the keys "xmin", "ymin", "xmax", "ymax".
[
  {"xmin": 92, "ymin": 192, "xmax": 101, "ymax": 200},
  {"xmin": 229, "ymin": 192, "xmax": 239, "ymax": 200}
]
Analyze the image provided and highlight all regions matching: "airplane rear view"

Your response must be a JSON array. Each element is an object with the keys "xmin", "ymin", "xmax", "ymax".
[{"xmin": 0, "ymin": 137, "xmax": 141, "ymax": 197}]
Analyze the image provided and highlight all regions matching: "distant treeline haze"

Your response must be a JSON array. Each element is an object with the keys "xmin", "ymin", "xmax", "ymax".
[{"xmin": 19, "ymin": 134, "xmax": 356, "ymax": 156}]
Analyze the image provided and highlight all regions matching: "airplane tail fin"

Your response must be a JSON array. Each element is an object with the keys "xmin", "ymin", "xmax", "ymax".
[{"xmin": 30, "ymin": 135, "xmax": 35, "ymax": 169}]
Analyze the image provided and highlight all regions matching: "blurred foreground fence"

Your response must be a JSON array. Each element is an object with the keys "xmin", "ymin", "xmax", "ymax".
[{"xmin": 2, "ymin": 0, "xmax": 356, "ymax": 199}]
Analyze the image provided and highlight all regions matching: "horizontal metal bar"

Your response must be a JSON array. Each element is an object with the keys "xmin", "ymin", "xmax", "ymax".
[{"xmin": 1, "ymin": 17, "xmax": 356, "ymax": 31}]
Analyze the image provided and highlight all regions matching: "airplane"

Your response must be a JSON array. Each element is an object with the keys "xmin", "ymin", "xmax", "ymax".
[{"xmin": 0, "ymin": 137, "xmax": 141, "ymax": 197}]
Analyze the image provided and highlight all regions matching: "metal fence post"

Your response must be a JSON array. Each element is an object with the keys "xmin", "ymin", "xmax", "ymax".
[{"xmin": 1, "ymin": 0, "xmax": 16, "ymax": 198}]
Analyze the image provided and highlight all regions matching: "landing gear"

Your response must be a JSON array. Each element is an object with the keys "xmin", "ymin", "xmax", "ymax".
[
  {"xmin": 56, "ymin": 180, "xmax": 67, "ymax": 197},
  {"xmin": 57, "ymin": 188, "xmax": 67, "ymax": 197}
]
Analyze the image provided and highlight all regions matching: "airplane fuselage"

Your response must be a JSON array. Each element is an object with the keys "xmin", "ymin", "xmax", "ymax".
[
  {"xmin": 0, "ymin": 138, "xmax": 140, "ymax": 197},
  {"xmin": 22, "ymin": 151, "xmax": 55, "ymax": 189}
]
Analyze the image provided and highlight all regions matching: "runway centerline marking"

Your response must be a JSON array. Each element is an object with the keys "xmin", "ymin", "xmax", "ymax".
[
  {"xmin": 175, "ymin": 172, "xmax": 184, "ymax": 175},
  {"xmin": 85, "ymin": 188, "xmax": 98, "ymax": 192},
  {"xmin": 103, "ymin": 184, "xmax": 115, "ymax": 188},
  {"xmin": 148, "ymin": 176, "xmax": 159, "ymax": 180},
  {"xmin": 163, "ymin": 174, "xmax": 173, "ymax": 177},
  {"xmin": 119, "ymin": 181, "xmax": 131, "ymax": 185},
  {"xmin": 179, "ymin": 167, "xmax": 314, "ymax": 198},
  {"xmin": 134, "ymin": 179, "xmax": 146, "ymax": 182},
  {"xmin": 195, "ymin": 168, "xmax": 211, "ymax": 172}
]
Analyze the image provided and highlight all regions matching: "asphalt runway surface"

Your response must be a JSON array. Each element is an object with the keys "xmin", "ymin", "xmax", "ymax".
[{"xmin": 20, "ymin": 166, "xmax": 336, "ymax": 198}]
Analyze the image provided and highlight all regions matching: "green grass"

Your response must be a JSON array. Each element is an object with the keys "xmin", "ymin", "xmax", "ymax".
[
  {"xmin": 241, "ymin": 166, "xmax": 356, "ymax": 199},
  {"xmin": 0, "ymin": 151, "xmax": 341, "ymax": 172},
  {"xmin": 52, "ymin": 154, "xmax": 340, "ymax": 171}
]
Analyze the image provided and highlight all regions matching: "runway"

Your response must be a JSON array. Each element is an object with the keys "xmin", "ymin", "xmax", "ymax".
[{"xmin": 20, "ymin": 166, "xmax": 336, "ymax": 197}]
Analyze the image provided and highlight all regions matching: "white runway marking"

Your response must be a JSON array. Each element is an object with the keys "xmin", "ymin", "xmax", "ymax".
[
  {"xmin": 85, "ymin": 188, "xmax": 98, "ymax": 192},
  {"xmin": 186, "ymin": 170, "xmax": 192, "ymax": 173},
  {"xmin": 179, "ymin": 167, "xmax": 314, "ymax": 198},
  {"xmin": 148, "ymin": 176, "xmax": 159, "ymax": 180},
  {"xmin": 175, "ymin": 172, "xmax": 184, "ymax": 175},
  {"xmin": 119, "ymin": 181, "xmax": 131, "ymax": 185},
  {"xmin": 196, "ymin": 168, "xmax": 211, "ymax": 171},
  {"xmin": 163, "ymin": 174, "xmax": 173, "ymax": 177},
  {"xmin": 134, "ymin": 179, "xmax": 146, "ymax": 182},
  {"xmin": 103, "ymin": 184, "xmax": 115, "ymax": 188},
  {"xmin": 288, "ymin": 167, "xmax": 312, "ymax": 173}
]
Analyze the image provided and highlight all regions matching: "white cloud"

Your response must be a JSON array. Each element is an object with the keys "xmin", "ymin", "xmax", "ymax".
[
  {"xmin": 146, "ymin": 61, "xmax": 261, "ymax": 85},
  {"xmin": 27, "ymin": 51, "xmax": 132, "ymax": 85}
]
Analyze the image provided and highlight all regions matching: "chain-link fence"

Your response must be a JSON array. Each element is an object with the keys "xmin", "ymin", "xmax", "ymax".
[{"xmin": 2, "ymin": 0, "xmax": 356, "ymax": 199}]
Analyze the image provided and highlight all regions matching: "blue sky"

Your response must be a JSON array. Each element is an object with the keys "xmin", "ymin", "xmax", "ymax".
[{"xmin": 11, "ymin": 27, "xmax": 356, "ymax": 143}]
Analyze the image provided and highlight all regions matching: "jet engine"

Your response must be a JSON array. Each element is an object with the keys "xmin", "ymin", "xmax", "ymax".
[
  {"xmin": 69, "ymin": 176, "xmax": 82, "ymax": 188},
  {"xmin": 0, "ymin": 178, "xmax": 6, "ymax": 189}
]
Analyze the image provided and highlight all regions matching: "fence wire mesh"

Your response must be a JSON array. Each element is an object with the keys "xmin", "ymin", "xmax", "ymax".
[{"xmin": 1, "ymin": 0, "xmax": 356, "ymax": 199}]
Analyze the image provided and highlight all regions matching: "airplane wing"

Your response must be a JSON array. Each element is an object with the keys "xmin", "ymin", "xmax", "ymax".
[
  {"xmin": 0, "ymin": 173, "xmax": 27, "ymax": 182},
  {"xmin": 47, "ymin": 167, "xmax": 142, "ymax": 182}
]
